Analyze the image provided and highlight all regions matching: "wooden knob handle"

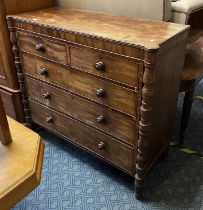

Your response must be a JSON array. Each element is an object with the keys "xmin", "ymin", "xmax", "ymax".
[
  {"xmin": 97, "ymin": 115, "xmax": 105, "ymax": 123},
  {"xmin": 96, "ymin": 88, "xmax": 105, "ymax": 97},
  {"xmin": 98, "ymin": 142, "xmax": 105, "ymax": 150},
  {"xmin": 35, "ymin": 44, "xmax": 44, "ymax": 52},
  {"xmin": 95, "ymin": 61, "xmax": 105, "ymax": 71},
  {"xmin": 39, "ymin": 67, "xmax": 48, "ymax": 76},
  {"xmin": 43, "ymin": 92, "xmax": 51, "ymax": 99},
  {"xmin": 46, "ymin": 116, "xmax": 53, "ymax": 123}
]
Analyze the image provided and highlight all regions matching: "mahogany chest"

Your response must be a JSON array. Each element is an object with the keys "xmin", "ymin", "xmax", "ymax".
[{"xmin": 7, "ymin": 7, "xmax": 189, "ymax": 199}]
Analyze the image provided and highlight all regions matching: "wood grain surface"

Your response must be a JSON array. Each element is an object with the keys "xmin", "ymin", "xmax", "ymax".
[
  {"xmin": 30, "ymin": 100, "xmax": 134, "ymax": 173},
  {"xmin": 70, "ymin": 45, "xmax": 141, "ymax": 87},
  {"xmin": 17, "ymin": 31, "xmax": 69, "ymax": 64},
  {"xmin": 22, "ymin": 53, "xmax": 137, "ymax": 115},
  {"xmin": 8, "ymin": 7, "xmax": 189, "ymax": 50},
  {"xmin": 26, "ymin": 77, "xmax": 137, "ymax": 145}
]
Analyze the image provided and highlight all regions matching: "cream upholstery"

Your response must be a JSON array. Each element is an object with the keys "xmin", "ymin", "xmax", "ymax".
[
  {"xmin": 55, "ymin": 0, "xmax": 172, "ymax": 21},
  {"xmin": 172, "ymin": 0, "xmax": 203, "ymax": 24},
  {"xmin": 172, "ymin": 0, "xmax": 203, "ymax": 13}
]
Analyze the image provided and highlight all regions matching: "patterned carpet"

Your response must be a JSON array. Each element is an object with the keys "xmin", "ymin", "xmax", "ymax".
[{"xmin": 12, "ymin": 81, "xmax": 203, "ymax": 210}]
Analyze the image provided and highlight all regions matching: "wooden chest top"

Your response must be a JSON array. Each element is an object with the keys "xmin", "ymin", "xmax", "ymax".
[{"xmin": 7, "ymin": 7, "xmax": 189, "ymax": 51}]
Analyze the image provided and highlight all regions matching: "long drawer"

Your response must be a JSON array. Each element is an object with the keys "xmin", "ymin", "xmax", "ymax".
[
  {"xmin": 22, "ymin": 53, "xmax": 137, "ymax": 115},
  {"xmin": 17, "ymin": 31, "xmax": 69, "ymax": 64},
  {"xmin": 30, "ymin": 100, "xmax": 134, "ymax": 173},
  {"xmin": 26, "ymin": 77, "xmax": 137, "ymax": 145},
  {"xmin": 70, "ymin": 45, "xmax": 141, "ymax": 87}
]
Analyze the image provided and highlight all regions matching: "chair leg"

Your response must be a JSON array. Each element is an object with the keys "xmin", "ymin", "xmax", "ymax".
[{"xmin": 179, "ymin": 89, "xmax": 194, "ymax": 145}]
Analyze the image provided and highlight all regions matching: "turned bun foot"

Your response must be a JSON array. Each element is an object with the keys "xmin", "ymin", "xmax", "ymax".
[
  {"xmin": 135, "ymin": 187, "xmax": 144, "ymax": 200},
  {"xmin": 178, "ymin": 134, "xmax": 185, "ymax": 145},
  {"xmin": 158, "ymin": 145, "xmax": 169, "ymax": 161}
]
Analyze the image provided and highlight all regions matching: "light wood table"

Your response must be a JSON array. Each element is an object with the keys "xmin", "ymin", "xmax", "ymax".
[{"xmin": 0, "ymin": 117, "xmax": 44, "ymax": 209}]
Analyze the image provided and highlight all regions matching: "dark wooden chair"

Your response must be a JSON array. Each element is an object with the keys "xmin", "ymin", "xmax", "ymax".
[
  {"xmin": 179, "ymin": 36, "xmax": 203, "ymax": 144},
  {"xmin": 0, "ymin": 93, "xmax": 44, "ymax": 209}
]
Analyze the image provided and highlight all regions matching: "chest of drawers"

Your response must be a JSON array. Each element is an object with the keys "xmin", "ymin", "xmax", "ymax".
[{"xmin": 7, "ymin": 7, "xmax": 189, "ymax": 199}]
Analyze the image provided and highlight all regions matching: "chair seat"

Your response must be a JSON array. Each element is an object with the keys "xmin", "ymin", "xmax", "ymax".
[
  {"xmin": 181, "ymin": 36, "xmax": 203, "ymax": 81},
  {"xmin": 0, "ymin": 117, "xmax": 44, "ymax": 209},
  {"xmin": 172, "ymin": 0, "xmax": 203, "ymax": 24},
  {"xmin": 172, "ymin": 0, "xmax": 203, "ymax": 14}
]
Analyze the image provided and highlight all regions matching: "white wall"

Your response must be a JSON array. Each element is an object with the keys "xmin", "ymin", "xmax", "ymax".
[{"xmin": 54, "ymin": 0, "xmax": 171, "ymax": 21}]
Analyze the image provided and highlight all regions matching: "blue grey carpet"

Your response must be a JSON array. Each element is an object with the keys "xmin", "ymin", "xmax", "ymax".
[{"xmin": 12, "ymin": 81, "xmax": 203, "ymax": 210}]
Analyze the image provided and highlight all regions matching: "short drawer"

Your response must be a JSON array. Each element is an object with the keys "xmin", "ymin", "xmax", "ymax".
[
  {"xmin": 70, "ymin": 45, "xmax": 141, "ymax": 87},
  {"xmin": 22, "ymin": 53, "xmax": 137, "ymax": 115},
  {"xmin": 17, "ymin": 31, "xmax": 68, "ymax": 64},
  {"xmin": 30, "ymin": 100, "xmax": 134, "ymax": 173},
  {"xmin": 26, "ymin": 77, "xmax": 137, "ymax": 145}
]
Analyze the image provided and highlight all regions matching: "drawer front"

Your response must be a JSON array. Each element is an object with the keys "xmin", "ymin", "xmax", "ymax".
[
  {"xmin": 22, "ymin": 53, "xmax": 137, "ymax": 115},
  {"xmin": 70, "ymin": 45, "xmax": 141, "ymax": 87},
  {"xmin": 26, "ymin": 77, "xmax": 137, "ymax": 145},
  {"xmin": 30, "ymin": 100, "xmax": 134, "ymax": 173},
  {"xmin": 17, "ymin": 31, "xmax": 68, "ymax": 64}
]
